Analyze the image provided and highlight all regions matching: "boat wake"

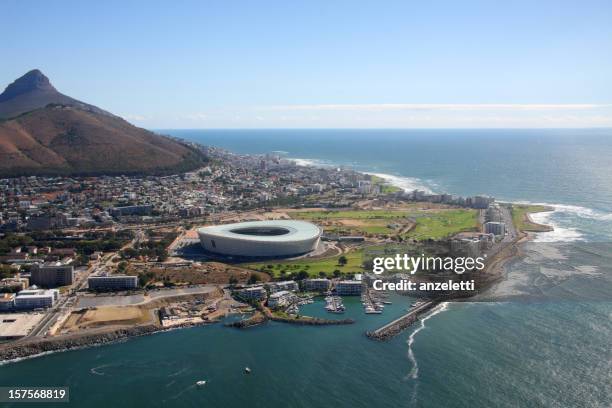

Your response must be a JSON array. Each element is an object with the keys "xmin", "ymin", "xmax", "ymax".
[{"xmin": 90, "ymin": 364, "xmax": 112, "ymax": 376}]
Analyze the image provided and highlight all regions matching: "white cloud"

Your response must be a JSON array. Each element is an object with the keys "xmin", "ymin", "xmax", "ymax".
[
  {"xmin": 180, "ymin": 112, "xmax": 208, "ymax": 121},
  {"xmin": 259, "ymin": 103, "xmax": 611, "ymax": 112}
]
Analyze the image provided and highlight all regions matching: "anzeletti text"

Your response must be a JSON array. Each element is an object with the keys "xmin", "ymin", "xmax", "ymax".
[{"xmin": 372, "ymin": 279, "xmax": 475, "ymax": 291}]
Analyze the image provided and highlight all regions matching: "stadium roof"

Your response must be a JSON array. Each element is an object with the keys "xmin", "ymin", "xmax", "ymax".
[{"xmin": 197, "ymin": 220, "xmax": 321, "ymax": 243}]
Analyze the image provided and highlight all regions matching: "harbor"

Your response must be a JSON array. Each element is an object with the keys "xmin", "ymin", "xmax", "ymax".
[
  {"xmin": 324, "ymin": 295, "xmax": 345, "ymax": 313},
  {"xmin": 361, "ymin": 287, "xmax": 389, "ymax": 314}
]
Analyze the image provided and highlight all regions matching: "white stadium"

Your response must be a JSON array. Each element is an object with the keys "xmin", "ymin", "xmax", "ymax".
[{"xmin": 197, "ymin": 220, "xmax": 321, "ymax": 258}]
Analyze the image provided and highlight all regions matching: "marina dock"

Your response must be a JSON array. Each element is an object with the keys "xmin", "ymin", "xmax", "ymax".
[{"xmin": 366, "ymin": 301, "xmax": 438, "ymax": 340}]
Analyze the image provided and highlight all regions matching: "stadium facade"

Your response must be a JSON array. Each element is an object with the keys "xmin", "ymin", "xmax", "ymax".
[{"xmin": 197, "ymin": 220, "xmax": 321, "ymax": 258}]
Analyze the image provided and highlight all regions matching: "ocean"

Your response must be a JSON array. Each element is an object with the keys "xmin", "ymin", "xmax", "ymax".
[{"xmin": 1, "ymin": 129, "xmax": 610, "ymax": 407}]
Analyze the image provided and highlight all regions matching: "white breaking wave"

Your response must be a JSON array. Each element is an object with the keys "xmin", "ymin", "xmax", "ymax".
[
  {"xmin": 365, "ymin": 172, "xmax": 434, "ymax": 194},
  {"xmin": 289, "ymin": 157, "xmax": 334, "ymax": 168},
  {"xmin": 290, "ymin": 157, "xmax": 434, "ymax": 193},
  {"xmin": 529, "ymin": 206, "xmax": 583, "ymax": 243},
  {"xmin": 539, "ymin": 203, "xmax": 612, "ymax": 221},
  {"xmin": 517, "ymin": 201, "xmax": 612, "ymax": 222},
  {"xmin": 517, "ymin": 201, "xmax": 612, "ymax": 242},
  {"xmin": 405, "ymin": 302, "xmax": 449, "ymax": 380},
  {"xmin": 290, "ymin": 157, "xmax": 612, "ymax": 242}
]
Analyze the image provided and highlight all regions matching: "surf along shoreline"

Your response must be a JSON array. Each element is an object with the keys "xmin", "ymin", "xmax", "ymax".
[{"xmin": 0, "ymin": 158, "xmax": 553, "ymax": 364}]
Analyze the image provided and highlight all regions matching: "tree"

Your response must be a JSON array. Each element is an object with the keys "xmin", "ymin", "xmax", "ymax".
[
  {"xmin": 333, "ymin": 269, "xmax": 341, "ymax": 278},
  {"xmin": 248, "ymin": 274, "xmax": 260, "ymax": 284},
  {"xmin": 338, "ymin": 256, "xmax": 348, "ymax": 266},
  {"xmin": 117, "ymin": 261, "xmax": 128, "ymax": 273},
  {"xmin": 0, "ymin": 265, "xmax": 17, "ymax": 279}
]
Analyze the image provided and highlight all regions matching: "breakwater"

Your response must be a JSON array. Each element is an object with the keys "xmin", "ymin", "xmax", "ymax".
[
  {"xmin": 227, "ymin": 309, "xmax": 355, "ymax": 328},
  {"xmin": 366, "ymin": 301, "xmax": 438, "ymax": 340},
  {"xmin": 0, "ymin": 324, "xmax": 161, "ymax": 363},
  {"xmin": 269, "ymin": 315, "xmax": 355, "ymax": 326}
]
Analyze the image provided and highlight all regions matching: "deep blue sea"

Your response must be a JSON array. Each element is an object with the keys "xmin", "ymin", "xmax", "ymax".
[{"xmin": 1, "ymin": 129, "xmax": 610, "ymax": 408}]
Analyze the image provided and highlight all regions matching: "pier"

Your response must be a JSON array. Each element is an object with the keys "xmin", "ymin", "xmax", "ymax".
[{"xmin": 366, "ymin": 301, "xmax": 438, "ymax": 340}]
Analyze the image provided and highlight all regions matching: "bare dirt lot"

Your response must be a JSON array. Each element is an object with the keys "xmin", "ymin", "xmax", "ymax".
[{"xmin": 61, "ymin": 306, "xmax": 155, "ymax": 334}]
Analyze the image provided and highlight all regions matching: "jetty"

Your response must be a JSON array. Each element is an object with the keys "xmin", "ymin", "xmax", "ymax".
[{"xmin": 366, "ymin": 301, "xmax": 438, "ymax": 340}]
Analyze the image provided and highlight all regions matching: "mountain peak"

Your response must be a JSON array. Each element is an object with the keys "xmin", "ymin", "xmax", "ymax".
[
  {"xmin": 0, "ymin": 69, "xmax": 56, "ymax": 101},
  {"xmin": 0, "ymin": 69, "xmax": 112, "ymax": 119}
]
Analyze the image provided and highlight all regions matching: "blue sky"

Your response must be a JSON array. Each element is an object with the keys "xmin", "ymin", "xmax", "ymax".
[{"xmin": 1, "ymin": 0, "xmax": 611, "ymax": 128}]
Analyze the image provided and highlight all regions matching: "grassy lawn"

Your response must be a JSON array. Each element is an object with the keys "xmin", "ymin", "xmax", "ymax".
[
  {"xmin": 369, "ymin": 175, "xmax": 402, "ymax": 194},
  {"xmin": 322, "ymin": 219, "xmax": 396, "ymax": 235},
  {"xmin": 404, "ymin": 209, "xmax": 479, "ymax": 240},
  {"xmin": 511, "ymin": 204, "xmax": 553, "ymax": 232},
  {"xmin": 292, "ymin": 209, "xmax": 412, "ymax": 220},
  {"xmin": 293, "ymin": 209, "xmax": 410, "ymax": 236},
  {"xmin": 242, "ymin": 207, "xmax": 479, "ymax": 277},
  {"xmin": 294, "ymin": 207, "xmax": 478, "ymax": 240},
  {"xmin": 243, "ymin": 248, "xmax": 366, "ymax": 278}
]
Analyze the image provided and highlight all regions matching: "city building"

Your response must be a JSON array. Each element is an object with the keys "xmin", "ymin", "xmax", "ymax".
[
  {"xmin": 451, "ymin": 238, "xmax": 482, "ymax": 257},
  {"xmin": 267, "ymin": 290, "xmax": 295, "ymax": 309},
  {"xmin": 198, "ymin": 220, "xmax": 321, "ymax": 258},
  {"xmin": 0, "ymin": 277, "xmax": 29, "ymax": 292},
  {"xmin": 485, "ymin": 204, "xmax": 503, "ymax": 223},
  {"xmin": 358, "ymin": 180, "xmax": 372, "ymax": 195},
  {"xmin": 30, "ymin": 263, "xmax": 74, "ymax": 287},
  {"xmin": 302, "ymin": 278, "xmax": 331, "ymax": 292},
  {"xmin": 335, "ymin": 280, "xmax": 363, "ymax": 295},
  {"xmin": 470, "ymin": 196, "xmax": 495, "ymax": 209},
  {"xmin": 88, "ymin": 275, "xmax": 139, "ymax": 291},
  {"xmin": 235, "ymin": 285, "xmax": 266, "ymax": 301},
  {"xmin": 484, "ymin": 221, "xmax": 506, "ymax": 236},
  {"xmin": 0, "ymin": 294, "xmax": 15, "ymax": 311},
  {"xmin": 109, "ymin": 205, "xmax": 153, "ymax": 217},
  {"xmin": 265, "ymin": 280, "xmax": 299, "ymax": 293},
  {"xmin": 14, "ymin": 289, "xmax": 59, "ymax": 310}
]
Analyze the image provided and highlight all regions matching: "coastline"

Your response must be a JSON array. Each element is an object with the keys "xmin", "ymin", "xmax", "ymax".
[
  {"xmin": 0, "ymin": 153, "xmax": 555, "ymax": 364},
  {"xmin": 0, "ymin": 317, "xmax": 229, "ymax": 365},
  {"xmin": 289, "ymin": 155, "xmax": 612, "ymax": 243}
]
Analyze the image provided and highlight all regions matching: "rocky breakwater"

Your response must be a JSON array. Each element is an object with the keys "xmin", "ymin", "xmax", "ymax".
[
  {"xmin": 226, "ymin": 307, "xmax": 355, "ymax": 329},
  {"xmin": 269, "ymin": 315, "xmax": 355, "ymax": 326},
  {"xmin": 0, "ymin": 324, "xmax": 161, "ymax": 362},
  {"xmin": 366, "ymin": 301, "xmax": 437, "ymax": 341}
]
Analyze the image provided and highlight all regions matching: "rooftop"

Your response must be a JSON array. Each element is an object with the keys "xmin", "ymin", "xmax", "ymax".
[{"xmin": 198, "ymin": 220, "xmax": 321, "ymax": 243}]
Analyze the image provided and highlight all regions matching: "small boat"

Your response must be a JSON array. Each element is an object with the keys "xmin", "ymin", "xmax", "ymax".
[
  {"xmin": 244, "ymin": 367, "xmax": 251, "ymax": 374},
  {"xmin": 196, "ymin": 380, "xmax": 207, "ymax": 386}
]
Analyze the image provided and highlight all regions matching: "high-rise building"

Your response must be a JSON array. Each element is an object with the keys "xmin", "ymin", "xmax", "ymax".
[
  {"xmin": 302, "ymin": 278, "xmax": 331, "ymax": 292},
  {"xmin": 88, "ymin": 275, "xmax": 139, "ymax": 291},
  {"xmin": 14, "ymin": 289, "xmax": 59, "ymax": 309},
  {"xmin": 484, "ymin": 221, "xmax": 506, "ymax": 236},
  {"xmin": 335, "ymin": 280, "xmax": 362, "ymax": 295},
  {"xmin": 30, "ymin": 263, "xmax": 74, "ymax": 287}
]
